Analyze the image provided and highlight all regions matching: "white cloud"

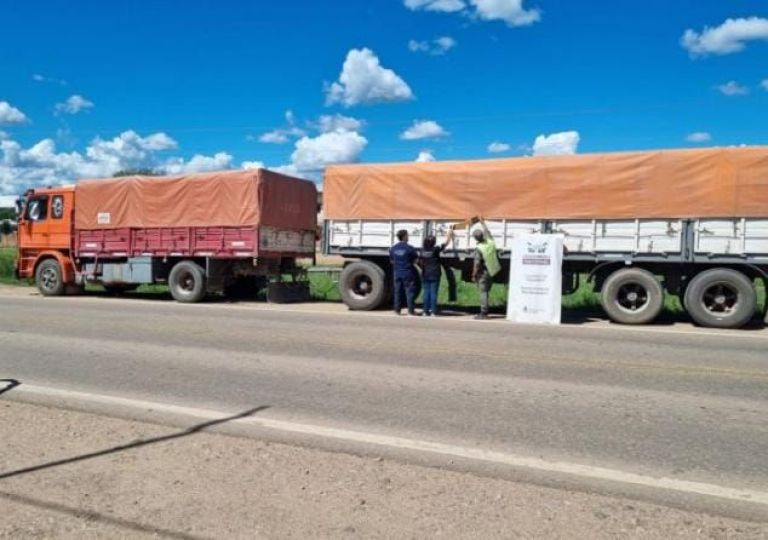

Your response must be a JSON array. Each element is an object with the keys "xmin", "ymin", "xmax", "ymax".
[
  {"xmin": 405, "ymin": 0, "xmax": 540, "ymax": 27},
  {"xmin": 258, "ymin": 131, "xmax": 290, "ymax": 144},
  {"xmin": 532, "ymin": 131, "xmax": 580, "ymax": 156},
  {"xmin": 55, "ymin": 95, "xmax": 94, "ymax": 115},
  {"xmin": 290, "ymin": 130, "xmax": 368, "ymax": 172},
  {"xmin": 241, "ymin": 161, "xmax": 266, "ymax": 170},
  {"xmin": 686, "ymin": 132, "xmax": 712, "ymax": 143},
  {"xmin": 487, "ymin": 141, "xmax": 511, "ymax": 153},
  {"xmin": 761, "ymin": 79, "xmax": 768, "ymax": 91},
  {"xmin": 0, "ymin": 131, "xmax": 8, "ymax": 141},
  {"xmin": 0, "ymin": 101, "xmax": 28, "ymax": 125},
  {"xmin": 325, "ymin": 48, "xmax": 414, "ymax": 107},
  {"xmin": 32, "ymin": 74, "xmax": 67, "ymax": 86},
  {"xmin": 469, "ymin": 0, "xmax": 540, "ymax": 27},
  {"xmin": 400, "ymin": 120, "xmax": 449, "ymax": 141},
  {"xmin": 681, "ymin": 17, "xmax": 768, "ymax": 57},
  {"xmin": 415, "ymin": 150, "xmax": 436, "ymax": 162},
  {"xmin": 313, "ymin": 114, "xmax": 364, "ymax": 133},
  {"xmin": 0, "ymin": 129, "xmax": 237, "ymax": 195},
  {"xmin": 256, "ymin": 109, "xmax": 307, "ymax": 144},
  {"xmin": 408, "ymin": 36, "xmax": 457, "ymax": 55},
  {"xmin": 717, "ymin": 80, "xmax": 750, "ymax": 96},
  {"xmin": 163, "ymin": 152, "xmax": 233, "ymax": 175},
  {"xmin": 0, "ymin": 195, "xmax": 17, "ymax": 207},
  {"xmin": 258, "ymin": 111, "xmax": 363, "ymax": 143},
  {"xmin": 404, "ymin": 0, "xmax": 465, "ymax": 13}
]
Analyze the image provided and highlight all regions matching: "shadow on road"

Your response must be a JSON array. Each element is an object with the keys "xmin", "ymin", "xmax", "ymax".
[
  {"xmin": 0, "ymin": 490, "xmax": 205, "ymax": 540},
  {"xmin": 0, "ymin": 379, "xmax": 20, "ymax": 396},
  {"xmin": 0, "ymin": 405, "xmax": 269, "ymax": 481}
]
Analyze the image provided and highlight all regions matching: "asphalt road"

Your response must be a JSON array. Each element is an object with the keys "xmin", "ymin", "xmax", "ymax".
[{"xmin": 2, "ymin": 290, "xmax": 768, "ymax": 518}]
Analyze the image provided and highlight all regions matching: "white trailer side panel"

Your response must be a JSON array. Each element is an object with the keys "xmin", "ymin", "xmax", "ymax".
[
  {"xmin": 327, "ymin": 219, "xmax": 542, "ymax": 251},
  {"xmin": 551, "ymin": 220, "xmax": 683, "ymax": 254},
  {"xmin": 431, "ymin": 220, "xmax": 544, "ymax": 251},
  {"xmin": 695, "ymin": 219, "xmax": 768, "ymax": 255}
]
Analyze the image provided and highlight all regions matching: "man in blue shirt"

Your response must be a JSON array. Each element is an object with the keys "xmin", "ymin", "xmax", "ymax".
[{"xmin": 390, "ymin": 229, "xmax": 419, "ymax": 315}]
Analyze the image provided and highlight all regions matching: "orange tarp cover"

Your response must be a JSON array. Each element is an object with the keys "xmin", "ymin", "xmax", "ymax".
[
  {"xmin": 324, "ymin": 147, "xmax": 768, "ymax": 220},
  {"xmin": 75, "ymin": 169, "xmax": 317, "ymax": 230}
]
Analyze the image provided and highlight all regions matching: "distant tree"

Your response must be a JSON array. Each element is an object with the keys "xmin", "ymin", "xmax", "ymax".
[
  {"xmin": 0, "ymin": 208, "xmax": 14, "ymax": 221},
  {"xmin": 113, "ymin": 168, "xmax": 159, "ymax": 177},
  {"xmin": 0, "ymin": 220, "xmax": 11, "ymax": 246}
]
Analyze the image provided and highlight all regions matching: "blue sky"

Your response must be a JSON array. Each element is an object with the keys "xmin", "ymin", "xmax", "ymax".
[{"xmin": 0, "ymin": 0, "xmax": 767, "ymax": 197}]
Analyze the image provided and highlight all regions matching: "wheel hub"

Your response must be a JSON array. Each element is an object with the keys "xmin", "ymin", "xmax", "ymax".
[
  {"xmin": 41, "ymin": 268, "xmax": 57, "ymax": 289},
  {"xmin": 352, "ymin": 276, "xmax": 373, "ymax": 298},
  {"xmin": 702, "ymin": 283, "xmax": 738, "ymax": 314},
  {"xmin": 616, "ymin": 282, "xmax": 649, "ymax": 312}
]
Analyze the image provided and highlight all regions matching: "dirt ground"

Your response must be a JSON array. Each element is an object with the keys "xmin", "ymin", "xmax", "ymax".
[{"xmin": 1, "ymin": 401, "xmax": 766, "ymax": 539}]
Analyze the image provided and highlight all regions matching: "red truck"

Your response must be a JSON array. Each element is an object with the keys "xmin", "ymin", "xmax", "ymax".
[{"xmin": 15, "ymin": 169, "xmax": 318, "ymax": 302}]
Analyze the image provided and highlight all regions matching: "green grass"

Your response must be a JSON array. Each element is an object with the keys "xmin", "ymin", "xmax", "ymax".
[
  {"xmin": 0, "ymin": 247, "xmax": 19, "ymax": 285},
  {"xmin": 2, "ymin": 249, "xmax": 764, "ymax": 315},
  {"xmin": 311, "ymin": 267, "xmax": 766, "ymax": 315}
]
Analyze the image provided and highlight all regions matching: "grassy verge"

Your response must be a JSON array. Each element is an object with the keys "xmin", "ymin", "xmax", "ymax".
[
  {"xmin": 0, "ymin": 247, "xmax": 19, "ymax": 285},
  {"xmin": 2, "ymin": 249, "xmax": 764, "ymax": 314}
]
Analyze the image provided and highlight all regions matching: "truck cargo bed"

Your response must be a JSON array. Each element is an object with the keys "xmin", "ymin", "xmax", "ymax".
[
  {"xmin": 76, "ymin": 226, "xmax": 315, "ymax": 259},
  {"xmin": 325, "ymin": 218, "xmax": 768, "ymax": 262}
]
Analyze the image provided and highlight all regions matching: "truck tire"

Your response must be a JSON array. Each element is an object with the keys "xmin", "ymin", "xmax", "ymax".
[
  {"xmin": 683, "ymin": 269, "xmax": 756, "ymax": 329},
  {"xmin": 35, "ymin": 259, "xmax": 65, "ymax": 297},
  {"xmin": 169, "ymin": 260, "xmax": 207, "ymax": 303},
  {"xmin": 601, "ymin": 268, "xmax": 664, "ymax": 325},
  {"xmin": 340, "ymin": 261, "xmax": 387, "ymax": 311}
]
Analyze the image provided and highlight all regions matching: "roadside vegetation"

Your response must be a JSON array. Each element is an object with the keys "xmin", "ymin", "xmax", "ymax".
[
  {"xmin": 0, "ymin": 247, "xmax": 17, "ymax": 285},
  {"xmin": 2, "ymin": 248, "xmax": 764, "ymax": 317}
]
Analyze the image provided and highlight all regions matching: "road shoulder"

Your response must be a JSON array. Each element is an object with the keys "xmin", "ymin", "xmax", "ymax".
[{"xmin": 1, "ymin": 401, "xmax": 765, "ymax": 539}]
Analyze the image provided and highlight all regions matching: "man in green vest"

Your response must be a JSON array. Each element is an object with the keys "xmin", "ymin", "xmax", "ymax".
[{"xmin": 471, "ymin": 217, "xmax": 501, "ymax": 320}]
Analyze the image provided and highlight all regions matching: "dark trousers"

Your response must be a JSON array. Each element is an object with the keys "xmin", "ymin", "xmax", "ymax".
[
  {"xmin": 422, "ymin": 278, "xmax": 439, "ymax": 315},
  {"xmin": 394, "ymin": 274, "xmax": 417, "ymax": 314},
  {"xmin": 477, "ymin": 273, "xmax": 492, "ymax": 315}
]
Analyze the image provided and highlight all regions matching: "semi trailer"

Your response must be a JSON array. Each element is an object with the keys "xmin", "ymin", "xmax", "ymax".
[
  {"xmin": 15, "ymin": 169, "xmax": 317, "ymax": 302},
  {"xmin": 323, "ymin": 147, "xmax": 768, "ymax": 329}
]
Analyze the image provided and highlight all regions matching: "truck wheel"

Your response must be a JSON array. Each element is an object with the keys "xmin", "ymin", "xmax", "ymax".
[
  {"xmin": 601, "ymin": 268, "xmax": 664, "ymax": 325},
  {"xmin": 683, "ymin": 269, "xmax": 756, "ymax": 329},
  {"xmin": 169, "ymin": 261, "xmax": 207, "ymax": 303},
  {"xmin": 340, "ymin": 261, "xmax": 387, "ymax": 311},
  {"xmin": 35, "ymin": 259, "xmax": 66, "ymax": 297}
]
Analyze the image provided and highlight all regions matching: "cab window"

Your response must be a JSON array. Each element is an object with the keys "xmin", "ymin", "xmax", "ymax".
[{"xmin": 26, "ymin": 197, "xmax": 48, "ymax": 222}]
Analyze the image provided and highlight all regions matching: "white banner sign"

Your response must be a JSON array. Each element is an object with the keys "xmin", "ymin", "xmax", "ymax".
[{"xmin": 507, "ymin": 234, "xmax": 564, "ymax": 325}]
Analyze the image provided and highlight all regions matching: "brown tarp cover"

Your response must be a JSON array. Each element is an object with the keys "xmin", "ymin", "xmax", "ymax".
[
  {"xmin": 75, "ymin": 169, "xmax": 317, "ymax": 230},
  {"xmin": 324, "ymin": 147, "xmax": 768, "ymax": 220}
]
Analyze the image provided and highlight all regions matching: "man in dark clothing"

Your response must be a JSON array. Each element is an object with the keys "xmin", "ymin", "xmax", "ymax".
[
  {"xmin": 419, "ymin": 229, "xmax": 454, "ymax": 316},
  {"xmin": 390, "ymin": 229, "xmax": 419, "ymax": 315}
]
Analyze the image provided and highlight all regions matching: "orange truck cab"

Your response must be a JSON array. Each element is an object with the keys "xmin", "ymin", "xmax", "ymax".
[{"xmin": 16, "ymin": 186, "xmax": 78, "ymax": 294}]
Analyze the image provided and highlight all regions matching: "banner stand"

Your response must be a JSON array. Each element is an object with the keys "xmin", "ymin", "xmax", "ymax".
[{"xmin": 507, "ymin": 234, "xmax": 564, "ymax": 325}]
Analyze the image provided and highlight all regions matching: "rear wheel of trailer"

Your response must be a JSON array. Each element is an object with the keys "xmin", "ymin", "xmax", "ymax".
[
  {"xmin": 683, "ymin": 268, "xmax": 757, "ymax": 329},
  {"xmin": 339, "ymin": 260, "xmax": 388, "ymax": 311},
  {"xmin": 600, "ymin": 267, "xmax": 664, "ymax": 325},
  {"xmin": 168, "ymin": 260, "xmax": 207, "ymax": 303}
]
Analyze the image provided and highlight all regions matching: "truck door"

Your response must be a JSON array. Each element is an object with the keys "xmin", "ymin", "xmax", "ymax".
[
  {"xmin": 46, "ymin": 193, "xmax": 72, "ymax": 249},
  {"xmin": 18, "ymin": 195, "xmax": 51, "ymax": 250}
]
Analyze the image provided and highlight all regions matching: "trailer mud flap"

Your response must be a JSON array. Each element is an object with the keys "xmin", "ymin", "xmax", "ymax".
[{"xmin": 267, "ymin": 281, "xmax": 310, "ymax": 303}]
